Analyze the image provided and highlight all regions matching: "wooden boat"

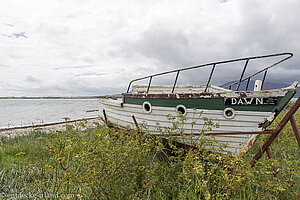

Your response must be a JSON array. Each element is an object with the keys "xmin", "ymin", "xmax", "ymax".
[{"xmin": 99, "ymin": 53, "xmax": 298, "ymax": 155}]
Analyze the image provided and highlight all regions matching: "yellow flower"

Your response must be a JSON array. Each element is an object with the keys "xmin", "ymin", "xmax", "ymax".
[{"xmin": 76, "ymin": 194, "xmax": 83, "ymax": 200}]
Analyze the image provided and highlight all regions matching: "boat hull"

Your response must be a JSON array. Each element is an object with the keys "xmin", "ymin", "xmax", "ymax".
[
  {"xmin": 99, "ymin": 99, "xmax": 275, "ymax": 154},
  {"xmin": 99, "ymin": 86, "xmax": 296, "ymax": 155}
]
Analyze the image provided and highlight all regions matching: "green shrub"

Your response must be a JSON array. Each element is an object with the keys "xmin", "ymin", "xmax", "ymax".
[{"xmin": 0, "ymin": 110, "xmax": 299, "ymax": 199}]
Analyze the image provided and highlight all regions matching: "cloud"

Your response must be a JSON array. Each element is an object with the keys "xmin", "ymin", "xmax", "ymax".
[
  {"xmin": 53, "ymin": 65, "xmax": 93, "ymax": 70},
  {"xmin": 132, "ymin": 28, "xmax": 192, "ymax": 67},
  {"xmin": 2, "ymin": 23, "xmax": 14, "ymax": 27},
  {"xmin": 12, "ymin": 32, "xmax": 27, "ymax": 38},
  {"xmin": 75, "ymin": 72, "xmax": 106, "ymax": 77},
  {"xmin": 0, "ymin": 0, "xmax": 299, "ymax": 96},
  {"xmin": 1, "ymin": 32, "xmax": 27, "ymax": 38},
  {"xmin": 25, "ymin": 75, "xmax": 42, "ymax": 83}
]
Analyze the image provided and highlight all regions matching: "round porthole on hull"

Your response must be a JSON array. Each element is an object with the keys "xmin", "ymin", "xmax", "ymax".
[
  {"xmin": 143, "ymin": 101, "xmax": 152, "ymax": 113},
  {"xmin": 223, "ymin": 107, "xmax": 235, "ymax": 119},
  {"xmin": 176, "ymin": 105, "xmax": 187, "ymax": 116}
]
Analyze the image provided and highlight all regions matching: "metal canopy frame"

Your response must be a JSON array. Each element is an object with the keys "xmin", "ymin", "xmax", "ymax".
[{"xmin": 126, "ymin": 52, "xmax": 293, "ymax": 93}]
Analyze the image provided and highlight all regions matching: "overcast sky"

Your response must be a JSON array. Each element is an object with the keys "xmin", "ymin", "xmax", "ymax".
[{"xmin": 0, "ymin": 0, "xmax": 299, "ymax": 96}]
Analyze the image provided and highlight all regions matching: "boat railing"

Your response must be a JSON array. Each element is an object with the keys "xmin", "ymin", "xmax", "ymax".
[{"xmin": 126, "ymin": 52, "xmax": 293, "ymax": 94}]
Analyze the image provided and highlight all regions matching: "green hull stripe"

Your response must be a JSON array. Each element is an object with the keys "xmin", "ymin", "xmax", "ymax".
[
  {"xmin": 124, "ymin": 91, "xmax": 295, "ymax": 112},
  {"xmin": 273, "ymin": 90, "xmax": 295, "ymax": 112}
]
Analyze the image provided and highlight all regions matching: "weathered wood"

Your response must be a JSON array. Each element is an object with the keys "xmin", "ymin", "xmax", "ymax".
[
  {"xmin": 132, "ymin": 115, "xmax": 140, "ymax": 133},
  {"xmin": 251, "ymin": 97, "xmax": 300, "ymax": 166},
  {"xmin": 151, "ymin": 130, "xmax": 274, "ymax": 137},
  {"xmin": 102, "ymin": 109, "xmax": 108, "ymax": 124},
  {"xmin": 102, "ymin": 102, "xmax": 273, "ymax": 125},
  {"xmin": 100, "ymin": 99, "xmax": 276, "ymax": 154},
  {"xmin": 290, "ymin": 115, "xmax": 300, "ymax": 147},
  {"xmin": 124, "ymin": 89, "xmax": 289, "ymax": 99}
]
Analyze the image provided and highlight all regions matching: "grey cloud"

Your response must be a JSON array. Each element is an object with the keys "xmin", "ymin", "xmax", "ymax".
[
  {"xmin": 1, "ymin": 32, "xmax": 28, "ymax": 38},
  {"xmin": 1, "ymin": 0, "xmax": 300, "ymax": 97},
  {"xmin": 8, "ymin": 84, "xmax": 69, "ymax": 97},
  {"xmin": 25, "ymin": 76, "xmax": 42, "ymax": 83},
  {"xmin": 1, "ymin": 33, "xmax": 11, "ymax": 38},
  {"xmin": 131, "ymin": 28, "xmax": 192, "ymax": 67},
  {"xmin": 121, "ymin": 2, "xmax": 300, "ymax": 87},
  {"xmin": 75, "ymin": 72, "xmax": 106, "ymax": 77},
  {"xmin": 82, "ymin": 57, "xmax": 96, "ymax": 64},
  {"xmin": 1, "ymin": 23, "xmax": 14, "ymax": 27},
  {"xmin": 2, "ymin": 73, "xmax": 120, "ymax": 96},
  {"xmin": 53, "ymin": 65, "xmax": 93, "ymax": 70},
  {"xmin": 49, "ymin": 78, "xmax": 121, "ymax": 96},
  {"xmin": 12, "ymin": 32, "xmax": 27, "ymax": 38}
]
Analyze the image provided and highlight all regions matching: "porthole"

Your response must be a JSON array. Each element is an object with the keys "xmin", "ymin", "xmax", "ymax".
[
  {"xmin": 143, "ymin": 101, "xmax": 152, "ymax": 113},
  {"xmin": 223, "ymin": 108, "xmax": 235, "ymax": 119},
  {"xmin": 176, "ymin": 105, "xmax": 187, "ymax": 116}
]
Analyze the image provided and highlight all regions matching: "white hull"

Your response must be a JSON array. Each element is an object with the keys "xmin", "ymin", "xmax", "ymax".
[{"xmin": 99, "ymin": 99, "xmax": 274, "ymax": 155}]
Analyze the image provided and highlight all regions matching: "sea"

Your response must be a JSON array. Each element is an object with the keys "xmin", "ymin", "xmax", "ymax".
[
  {"xmin": 0, "ymin": 99, "xmax": 101, "ymax": 129},
  {"xmin": 0, "ymin": 97, "xmax": 298, "ymax": 129}
]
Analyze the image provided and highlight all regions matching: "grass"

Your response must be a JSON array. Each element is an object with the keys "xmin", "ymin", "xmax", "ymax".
[{"xmin": 0, "ymin": 107, "xmax": 299, "ymax": 199}]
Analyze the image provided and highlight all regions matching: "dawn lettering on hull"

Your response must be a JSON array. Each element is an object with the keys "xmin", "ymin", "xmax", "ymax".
[
  {"xmin": 225, "ymin": 97, "xmax": 277, "ymax": 106},
  {"xmin": 231, "ymin": 98, "xmax": 237, "ymax": 105},
  {"xmin": 256, "ymin": 98, "xmax": 263, "ymax": 105},
  {"xmin": 238, "ymin": 99, "xmax": 244, "ymax": 105},
  {"xmin": 243, "ymin": 98, "xmax": 254, "ymax": 104},
  {"xmin": 230, "ymin": 98, "xmax": 256, "ymax": 105}
]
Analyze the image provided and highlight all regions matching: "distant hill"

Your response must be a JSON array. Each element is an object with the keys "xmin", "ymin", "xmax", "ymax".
[
  {"xmin": 219, "ymin": 81, "xmax": 299, "ymax": 98},
  {"xmin": 109, "ymin": 93, "xmax": 122, "ymax": 98}
]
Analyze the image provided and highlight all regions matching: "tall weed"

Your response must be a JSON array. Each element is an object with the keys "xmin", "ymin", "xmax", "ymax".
[{"xmin": 0, "ymin": 110, "xmax": 298, "ymax": 199}]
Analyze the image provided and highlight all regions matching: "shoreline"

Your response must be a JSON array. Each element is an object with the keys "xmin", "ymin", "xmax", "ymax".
[{"xmin": 0, "ymin": 117, "xmax": 104, "ymax": 138}]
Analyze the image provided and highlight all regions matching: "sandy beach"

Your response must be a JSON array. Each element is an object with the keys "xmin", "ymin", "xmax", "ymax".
[{"xmin": 0, "ymin": 117, "xmax": 104, "ymax": 138}]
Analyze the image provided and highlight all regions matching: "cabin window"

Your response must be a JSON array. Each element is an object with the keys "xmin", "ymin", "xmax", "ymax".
[
  {"xmin": 143, "ymin": 101, "xmax": 152, "ymax": 113},
  {"xmin": 176, "ymin": 105, "xmax": 187, "ymax": 116},
  {"xmin": 223, "ymin": 108, "xmax": 235, "ymax": 119}
]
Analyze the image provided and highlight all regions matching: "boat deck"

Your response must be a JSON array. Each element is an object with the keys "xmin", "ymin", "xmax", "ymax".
[{"xmin": 131, "ymin": 85, "xmax": 231, "ymax": 94}]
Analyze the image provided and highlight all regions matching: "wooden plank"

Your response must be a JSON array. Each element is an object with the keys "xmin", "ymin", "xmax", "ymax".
[
  {"xmin": 151, "ymin": 130, "xmax": 274, "ymax": 136},
  {"xmin": 104, "ymin": 111, "xmax": 273, "ymax": 154},
  {"xmin": 103, "ymin": 109, "xmax": 108, "ymax": 124},
  {"xmin": 132, "ymin": 115, "xmax": 140, "ymax": 133},
  {"xmin": 100, "ymin": 98, "xmax": 276, "ymax": 155},
  {"xmin": 101, "ymin": 99, "xmax": 275, "ymax": 118},
  {"xmin": 251, "ymin": 97, "xmax": 300, "ymax": 167},
  {"xmin": 101, "ymin": 101, "xmax": 273, "ymax": 126},
  {"xmin": 103, "ymin": 108, "xmax": 268, "ymax": 134},
  {"xmin": 290, "ymin": 115, "xmax": 300, "ymax": 147}
]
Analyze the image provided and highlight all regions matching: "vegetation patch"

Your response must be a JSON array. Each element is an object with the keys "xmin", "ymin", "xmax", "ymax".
[{"xmin": 0, "ymin": 108, "xmax": 299, "ymax": 199}]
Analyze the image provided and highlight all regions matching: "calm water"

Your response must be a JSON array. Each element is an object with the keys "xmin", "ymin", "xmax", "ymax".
[
  {"xmin": 0, "ymin": 98, "xmax": 297, "ymax": 129},
  {"xmin": 0, "ymin": 99, "xmax": 101, "ymax": 129}
]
